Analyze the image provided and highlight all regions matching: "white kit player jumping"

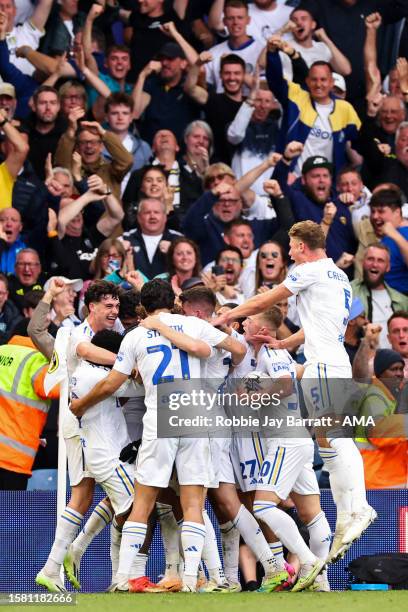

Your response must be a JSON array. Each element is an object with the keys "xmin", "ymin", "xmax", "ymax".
[{"xmin": 214, "ymin": 221, "xmax": 377, "ymax": 563}]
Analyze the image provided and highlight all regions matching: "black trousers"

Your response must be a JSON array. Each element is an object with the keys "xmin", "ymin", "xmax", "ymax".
[{"xmin": 0, "ymin": 468, "xmax": 29, "ymax": 490}]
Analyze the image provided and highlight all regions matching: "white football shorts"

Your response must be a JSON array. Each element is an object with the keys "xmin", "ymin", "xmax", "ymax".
[
  {"xmin": 135, "ymin": 436, "xmax": 215, "ymax": 488},
  {"xmin": 256, "ymin": 440, "xmax": 319, "ymax": 499}
]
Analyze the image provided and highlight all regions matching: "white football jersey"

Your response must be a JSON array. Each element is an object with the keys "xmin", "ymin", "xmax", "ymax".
[
  {"xmin": 283, "ymin": 258, "xmax": 352, "ymax": 367},
  {"xmin": 70, "ymin": 360, "xmax": 143, "ymax": 481},
  {"xmin": 257, "ymin": 345, "xmax": 311, "ymax": 445},
  {"xmin": 64, "ymin": 317, "xmax": 124, "ymax": 438},
  {"xmin": 114, "ymin": 313, "xmax": 227, "ymax": 439}
]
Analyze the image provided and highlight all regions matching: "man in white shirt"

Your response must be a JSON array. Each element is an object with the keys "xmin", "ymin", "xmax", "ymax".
[
  {"xmin": 70, "ymin": 279, "xmax": 229, "ymax": 592},
  {"xmin": 36, "ymin": 280, "xmax": 123, "ymax": 593},
  {"xmin": 214, "ymin": 220, "xmax": 377, "ymax": 565},
  {"xmin": 281, "ymin": 7, "xmax": 351, "ymax": 81},
  {"xmin": 206, "ymin": 0, "xmax": 265, "ymax": 93},
  {"xmin": 1, "ymin": 0, "xmax": 53, "ymax": 77},
  {"xmin": 122, "ymin": 197, "xmax": 182, "ymax": 279},
  {"xmin": 247, "ymin": 0, "xmax": 292, "ymax": 42}
]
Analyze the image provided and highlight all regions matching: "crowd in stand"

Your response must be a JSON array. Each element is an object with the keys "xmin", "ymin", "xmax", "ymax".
[{"xmin": 1, "ymin": 0, "xmax": 408, "ymax": 488}]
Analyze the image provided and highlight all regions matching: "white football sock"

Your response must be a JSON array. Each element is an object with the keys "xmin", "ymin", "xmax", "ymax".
[
  {"xmin": 156, "ymin": 502, "xmax": 180, "ymax": 578},
  {"xmin": 110, "ymin": 518, "xmax": 122, "ymax": 583},
  {"xmin": 202, "ymin": 510, "xmax": 226, "ymax": 584},
  {"xmin": 72, "ymin": 499, "xmax": 113, "ymax": 555},
  {"xmin": 43, "ymin": 507, "xmax": 83, "ymax": 577},
  {"xmin": 307, "ymin": 511, "xmax": 331, "ymax": 559},
  {"xmin": 322, "ymin": 438, "xmax": 368, "ymax": 514},
  {"xmin": 233, "ymin": 504, "xmax": 277, "ymax": 576},
  {"xmin": 219, "ymin": 520, "xmax": 240, "ymax": 584},
  {"xmin": 181, "ymin": 521, "xmax": 206, "ymax": 589},
  {"xmin": 253, "ymin": 501, "xmax": 315, "ymax": 565},
  {"xmin": 116, "ymin": 521, "xmax": 147, "ymax": 582},
  {"xmin": 129, "ymin": 553, "xmax": 148, "ymax": 580},
  {"xmin": 269, "ymin": 541, "xmax": 285, "ymax": 571}
]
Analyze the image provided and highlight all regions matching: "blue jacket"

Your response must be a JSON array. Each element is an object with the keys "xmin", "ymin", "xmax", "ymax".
[
  {"xmin": 0, "ymin": 41, "xmax": 38, "ymax": 119},
  {"xmin": 266, "ymin": 50, "xmax": 361, "ymax": 174},
  {"xmin": 273, "ymin": 161, "xmax": 356, "ymax": 263},
  {"xmin": 182, "ymin": 191, "xmax": 278, "ymax": 266}
]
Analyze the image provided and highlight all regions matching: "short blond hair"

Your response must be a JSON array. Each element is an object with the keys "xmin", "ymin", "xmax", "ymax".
[{"xmin": 288, "ymin": 221, "xmax": 326, "ymax": 250}]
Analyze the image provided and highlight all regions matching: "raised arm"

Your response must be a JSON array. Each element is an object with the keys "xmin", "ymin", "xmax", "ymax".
[
  {"xmin": 82, "ymin": 3, "xmax": 104, "ymax": 75},
  {"xmin": 31, "ymin": 0, "xmax": 53, "ymax": 31},
  {"xmin": 183, "ymin": 52, "xmax": 211, "ymax": 105},
  {"xmin": 131, "ymin": 61, "xmax": 158, "ymax": 119},
  {"xmin": 363, "ymin": 13, "xmax": 382, "ymax": 98},
  {"xmin": 96, "ymin": 191, "xmax": 125, "ymax": 237},
  {"xmin": 0, "ymin": 109, "xmax": 29, "ymax": 178},
  {"xmin": 160, "ymin": 21, "xmax": 198, "ymax": 66},
  {"xmin": 314, "ymin": 27, "xmax": 351, "ymax": 76},
  {"xmin": 213, "ymin": 283, "xmax": 294, "ymax": 326}
]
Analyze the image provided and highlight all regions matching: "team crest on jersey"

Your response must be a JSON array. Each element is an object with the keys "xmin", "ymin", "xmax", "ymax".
[
  {"xmin": 339, "ymin": 216, "xmax": 347, "ymax": 225},
  {"xmin": 48, "ymin": 349, "xmax": 59, "ymax": 374}
]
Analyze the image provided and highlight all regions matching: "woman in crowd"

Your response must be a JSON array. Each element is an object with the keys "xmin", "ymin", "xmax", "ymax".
[
  {"xmin": 254, "ymin": 240, "xmax": 287, "ymax": 294},
  {"xmin": 158, "ymin": 237, "xmax": 202, "ymax": 296}
]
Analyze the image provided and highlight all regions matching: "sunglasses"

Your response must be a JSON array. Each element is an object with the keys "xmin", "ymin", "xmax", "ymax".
[{"xmin": 260, "ymin": 251, "xmax": 280, "ymax": 259}]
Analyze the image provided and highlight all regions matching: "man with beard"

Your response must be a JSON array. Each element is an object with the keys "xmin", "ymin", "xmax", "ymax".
[
  {"xmin": 273, "ymin": 142, "xmax": 356, "ymax": 269},
  {"xmin": 352, "ymin": 244, "xmax": 408, "ymax": 348},
  {"xmin": 25, "ymin": 86, "xmax": 66, "ymax": 180},
  {"xmin": 185, "ymin": 53, "xmax": 246, "ymax": 163},
  {"xmin": 132, "ymin": 35, "xmax": 199, "ymax": 144}
]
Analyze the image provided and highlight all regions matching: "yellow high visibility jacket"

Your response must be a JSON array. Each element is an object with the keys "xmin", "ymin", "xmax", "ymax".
[{"xmin": 0, "ymin": 336, "xmax": 59, "ymax": 475}]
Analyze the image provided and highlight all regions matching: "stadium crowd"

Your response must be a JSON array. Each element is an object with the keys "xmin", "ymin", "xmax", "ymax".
[{"xmin": 1, "ymin": 0, "xmax": 408, "ymax": 596}]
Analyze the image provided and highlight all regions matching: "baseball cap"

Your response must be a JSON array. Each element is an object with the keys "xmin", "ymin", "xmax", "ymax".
[
  {"xmin": 44, "ymin": 276, "xmax": 83, "ymax": 292},
  {"xmin": 374, "ymin": 349, "xmax": 404, "ymax": 377},
  {"xmin": 332, "ymin": 73, "xmax": 346, "ymax": 94},
  {"xmin": 0, "ymin": 83, "xmax": 16, "ymax": 98},
  {"xmin": 301, "ymin": 156, "xmax": 334, "ymax": 175},
  {"xmin": 180, "ymin": 277, "xmax": 205, "ymax": 291},
  {"xmin": 349, "ymin": 297, "xmax": 365, "ymax": 321},
  {"xmin": 157, "ymin": 42, "xmax": 186, "ymax": 60}
]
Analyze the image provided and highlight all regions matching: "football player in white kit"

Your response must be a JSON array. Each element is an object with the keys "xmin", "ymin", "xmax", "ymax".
[
  {"xmin": 245, "ymin": 307, "xmax": 331, "ymax": 591},
  {"xmin": 70, "ymin": 280, "xmax": 229, "ymax": 592},
  {"xmin": 213, "ymin": 221, "xmax": 376, "ymax": 563},
  {"xmin": 181, "ymin": 288, "xmax": 292, "ymax": 593},
  {"xmin": 36, "ymin": 280, "xmax": 123, "ymax": 593}
]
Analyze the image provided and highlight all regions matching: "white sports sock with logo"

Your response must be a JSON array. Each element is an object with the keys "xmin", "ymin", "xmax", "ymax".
[
  {"xmin": 43, "ymin": 507, "xmax": 83, "ymax": 577},
  {"xmin": 156, "ymin": 502, "xmax": 180, "ymax": 578},
  {"xmin": 181, "ymin": 521, "xmax": 206, "ymax": 589},
  {"xmin": 202, "ymin": 510, "xmax": 226, "ymax": 584},
  {"xmin": 233, "ymin": 504, "xmax": 278, "ymax": 575},
  {"xmin": 116, "ymin": 521, "xmax": 147, "ymax": 582},
  {"xmin": 307, "ymin": 511, "xmax": 332, "ymax": 559},
  {"xmin": 72, "ymin": 499, "xmax": 113, "ymax": 555},
  {"xmin": 253, "ymin": 501, "xmax": 316, "ymax": 565},
  {"xmin": 219, "ymin": 520, "xmax": 240, "ymax": 584}
]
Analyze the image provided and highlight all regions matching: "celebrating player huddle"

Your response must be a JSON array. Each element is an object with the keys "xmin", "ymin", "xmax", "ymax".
[{"xmin": 36, "ymin": 221, "xmax": 377, "ymax": 595}]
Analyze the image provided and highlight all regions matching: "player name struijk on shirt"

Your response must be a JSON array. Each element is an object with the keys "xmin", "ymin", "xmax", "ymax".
[{"xmin": 113, "ymin": 312, "xmax": 226, "ymax": 439}]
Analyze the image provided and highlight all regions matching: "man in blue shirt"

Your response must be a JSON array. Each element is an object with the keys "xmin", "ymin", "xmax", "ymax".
[
  {"xmin": 273, "ymin": 142, "xmax": 356, "ymax": 271},
  {"xmin": 370, "ymin": 189, "xmax": 408, "ymax": 295}
]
